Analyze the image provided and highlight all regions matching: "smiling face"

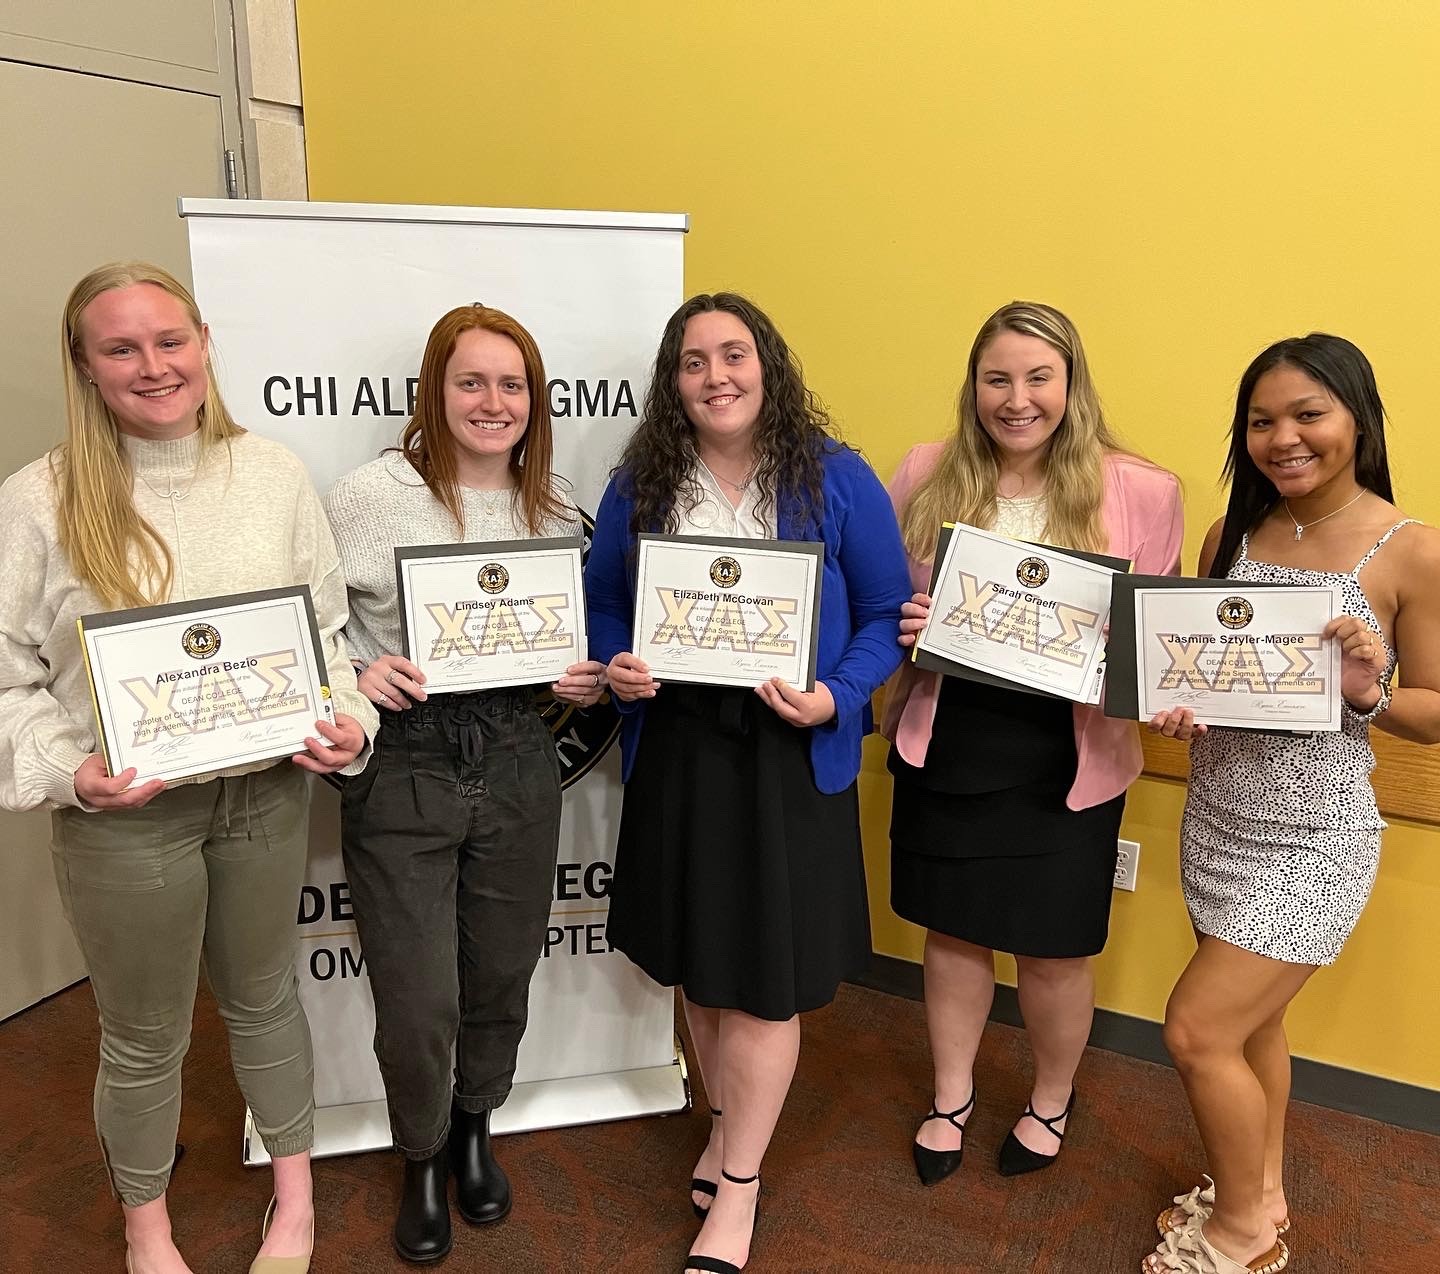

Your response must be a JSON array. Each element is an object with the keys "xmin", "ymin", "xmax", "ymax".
[
  {"xmin": 677, "ymin": 310, "xmax": 765, "ymax": 448},
  {"xmin": 1245, "ymin": 363, "xmax": 1360, "ymax": 500},
  {"xmin": 973, "ymin": 330, "xmax": 1069, "ymax": 467},
  {"xmin": 76, "ymin": 283, "xmax": 210, "ymax": 440},
  {"xmin": 443, "ymin": 327, "xmax": 531, "ymax": 472}
]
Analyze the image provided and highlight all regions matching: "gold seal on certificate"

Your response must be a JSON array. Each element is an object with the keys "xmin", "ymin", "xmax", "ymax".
[
  {"xmin": 1104, "ymin": 576, "xmax": 1343, "ymax": 731},
  {"xmin": 914, "ymin": 523, "xmax": 1126, "ymax": 703},
  {"xmin": 78, "ymin": 586, "xmax": 334, "ymax": 785},
  {"xmin": 633, "ymin": 534, "xmax": 823, "ymax": 690},
  {"xmin": 395, "ymin": 536, "xmax": 586, "ymax": 693}
]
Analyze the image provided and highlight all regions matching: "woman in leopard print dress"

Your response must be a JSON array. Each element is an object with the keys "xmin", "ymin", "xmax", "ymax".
[{"xmin": 1142, "ymin": 334, "xmax": 1440, "ymax": 1274}]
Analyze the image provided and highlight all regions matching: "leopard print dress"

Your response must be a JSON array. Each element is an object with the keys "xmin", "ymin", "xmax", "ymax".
[{"xmin": 1179, "ymin": 521, "xmax": 1415, "ymax": 965}]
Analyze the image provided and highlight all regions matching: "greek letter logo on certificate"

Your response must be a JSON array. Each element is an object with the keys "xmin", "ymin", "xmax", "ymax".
[
  {"xmin": 181, "ymin": 621, "xmax": 222, "ymax": 660},
  {"xmin": 478, "ymin": 563, "xmax": 510, "ymax": 595},
  {"xmin": 1217, "ymin": 596, "xmax": 1254, "ymax": 630},
  {"xmin": 1017, "ymin": 556, "xmax": 1050, "ymax": 589},
  {"xmin": 709, "ymin": 556, "xmax": 742, "ymax": 589}
]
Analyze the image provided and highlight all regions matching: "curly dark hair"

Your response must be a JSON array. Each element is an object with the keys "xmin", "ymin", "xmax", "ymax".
[
  {"xmin": 617, "ymin": 292, "xmax": 837, "ymax": 539},
  {"xmin": 1210, "ymin": 333, "xmax": 1394, "ymax": 577}
]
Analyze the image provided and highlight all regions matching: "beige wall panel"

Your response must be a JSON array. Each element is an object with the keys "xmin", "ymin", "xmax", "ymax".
[
  {"xmin": 0, "ymin": 59, "xmax": 225, "ymax": 477},
  {"xmin": 255, "ymin": 116, "xmax": 307, "ymax": 198},
  {"xmin": 244, "ymin": 0, "xmax": 301, "ymax": 104},
  {"xmin": 1, "ymin": 0, "xmax": 218, "ymax": 73},
  {"xmin": 0, "ymin": 812, "xmax": 79, "ymax": 1019},
  {"xmin": 0, "ymin": 60, "xmax": 226, "ymax": 1018}
]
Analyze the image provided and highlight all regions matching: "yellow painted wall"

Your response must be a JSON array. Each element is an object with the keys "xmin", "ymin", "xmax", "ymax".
[{"xmin": 296, "ymin": 1, "xmax": 1440, "ymax": 1087}]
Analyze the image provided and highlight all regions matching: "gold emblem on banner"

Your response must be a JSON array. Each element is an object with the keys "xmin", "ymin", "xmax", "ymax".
[
  {"xmin": 181, "ymin": 622, "xmax": 222, "ymax": 660},
  {"xmin": 1217, "ymin": 596, "xmax": 1254, "ymax": 630},
  {"xmin": 478, "ymin": 563, "xmax": 510, "ymax": 595},
  {"xmin": 1017, "ymin": 556, "xmax": 1050, "ymax": 588},
  {"xmin": 710, "ymin": 556, "xmax": 742, "ymax": 589}
]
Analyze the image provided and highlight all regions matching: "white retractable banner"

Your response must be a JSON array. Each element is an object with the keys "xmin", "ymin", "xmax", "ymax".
[{"xmin": 179, "ymin": 199, "xmax": 689, "ymax": 1159}]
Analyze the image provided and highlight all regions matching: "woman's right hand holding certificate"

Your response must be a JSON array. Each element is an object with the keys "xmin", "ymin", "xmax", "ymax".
[
  {"xmin": 360, "ymin": 654, "xmax": 427, "ymax": 712},
  {"xmin": 73, "ymin": 754, "xmax": 167, "ymax": 810},
  {"xmin": 898, "ymin": 591, "xmax": 932, "ymax": 648},
  {"xmin": 606, "ymin": 651, "xmax": 659, "ymax": 701},
  {"xmin": 1146, "ymin": 707, "xmax": 1208, "ymax": 741}
]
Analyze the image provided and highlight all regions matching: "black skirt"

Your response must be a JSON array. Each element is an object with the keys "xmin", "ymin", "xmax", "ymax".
[
  {"xmin": 606, "ymin": 685, "xmax": 870, "ymax": 1021},
  {"xmin": 888, "ymin": 676, "xmax": 1125, "ymax": 959},
  {"xmin": 890, "ymin": 780, "xmax": 1125, "ymax": 958}
]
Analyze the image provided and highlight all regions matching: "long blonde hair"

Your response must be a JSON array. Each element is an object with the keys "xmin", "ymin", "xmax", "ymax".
[
  {"xmin": 52, "ymin": 262, "xmax": 243, "ymax": 609},
  {"xmin": 901, "ymin": 301, "xmax": 1127, "ymax": 560}
]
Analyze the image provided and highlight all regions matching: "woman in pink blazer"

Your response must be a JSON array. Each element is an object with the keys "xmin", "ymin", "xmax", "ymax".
[{"xmin": 884, "ymin": 301, "xmax": 1183, "ymax": 1187}]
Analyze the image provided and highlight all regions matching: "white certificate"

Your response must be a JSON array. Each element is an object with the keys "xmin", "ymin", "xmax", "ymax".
[
  {"xmin": 79, "ymin": 586, "xmax": 334, "ymax": 785},
  {"xmin": 1133, "ymin": 583, "xmax": 1343, "ymax": 730},
  {"xmin": 915, "ymin": 523, "xmax": 1121, "ymax": 703},
  {"xmin": 396, "ymin": 536, "xmax": 586, "ymax": 693},
  {"xmin": 633, "ymin": 535, "xmax": 823, "ymax": 690}
]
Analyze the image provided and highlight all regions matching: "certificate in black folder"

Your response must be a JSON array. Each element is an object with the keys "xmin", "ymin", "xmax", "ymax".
[
  {"xmin": 1104, "ymin": 574, "xmax": 1342, "ymax": 731},
  {"xmin": 914, "ymin": 524, "xmax": 1129, "ymax": 701}
]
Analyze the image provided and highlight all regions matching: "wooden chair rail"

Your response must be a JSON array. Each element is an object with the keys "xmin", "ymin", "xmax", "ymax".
[{"xmin": 1141, "ymin": 729, "xmax": 1440, "ymax": 826}]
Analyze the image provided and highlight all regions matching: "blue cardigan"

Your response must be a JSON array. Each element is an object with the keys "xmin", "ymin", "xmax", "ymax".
[{"xmin": 585, "ymin": 443, "xmax": 912, "ymax": 794}]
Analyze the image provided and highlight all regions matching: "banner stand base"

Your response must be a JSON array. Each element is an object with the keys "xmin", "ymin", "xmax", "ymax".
[{"xmin": 244, "ymin": 1043, "xmax": 691, "ymax": 1165}]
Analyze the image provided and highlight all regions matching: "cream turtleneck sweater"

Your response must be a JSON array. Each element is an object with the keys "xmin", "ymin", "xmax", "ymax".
[{"xmin": 0, "ymin": 429, "xmax": 376, "ymax": 811}]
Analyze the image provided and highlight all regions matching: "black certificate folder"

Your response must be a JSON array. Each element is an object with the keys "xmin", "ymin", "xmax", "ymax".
[
  {"xmin": 1103, "ymin": 574, "xmax": 1287, "ymax": 721},
  {"xmin": 913, "ymin": 524, "xmax": 1130, "ymax": 700}
]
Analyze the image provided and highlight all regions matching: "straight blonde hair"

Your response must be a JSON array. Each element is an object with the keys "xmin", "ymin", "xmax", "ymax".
[
  {"xmin": 901, "ymin": 301, "xmax": 1128, "ymax": 561},
  {"xmin": 52, "ymin": 262, "xmax": 243, "ymax": 609}
]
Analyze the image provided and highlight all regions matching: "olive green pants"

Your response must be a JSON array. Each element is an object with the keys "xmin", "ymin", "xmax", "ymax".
[{"xmin": 51, "ymin": 763, "xmax": 315, "ymax": 1206}]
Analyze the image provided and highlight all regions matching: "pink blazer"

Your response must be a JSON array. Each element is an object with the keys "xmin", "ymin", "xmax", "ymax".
[{"xmin": 880, "ymin": 442, "xmax": 1184, "ymax": 811}]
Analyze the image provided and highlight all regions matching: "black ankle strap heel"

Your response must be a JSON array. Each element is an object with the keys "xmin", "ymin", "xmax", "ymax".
[
  {"xmin": 684, "ymin": 1169, "xmax": 762, "ymax": 1274},
  {"xmin": 912, "ymin": 1089, "xmax": 976, "ymax": 1186}
]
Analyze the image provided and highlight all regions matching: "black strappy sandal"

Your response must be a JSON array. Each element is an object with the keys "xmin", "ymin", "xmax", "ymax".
[
  {"xmin": 683, "ymin": 1169, "xmax": 761, "ymax": 1274},
  {"xmin": 997, "ymin": 1089, "xmax": 1075, "ymax": 1177},
  {"xmin": 911, "ymin": 1089, "xmax": 976, "ymax": 1186},
  {"xmin": 690, "ymin": 1108, "xmax": 721, "ymax": 1218}
]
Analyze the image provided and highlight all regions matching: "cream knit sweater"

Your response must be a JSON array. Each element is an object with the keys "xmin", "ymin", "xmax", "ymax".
[
  {"xmin": 324, "ymin": 451, "xmax": 581, "ymax": 666},
  {"xmin": 0, "ymin": 429, "xmax": 377, "ymax": 811}
]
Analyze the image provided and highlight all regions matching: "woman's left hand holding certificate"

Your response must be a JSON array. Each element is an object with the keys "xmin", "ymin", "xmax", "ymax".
[
  {"xmin": 358, "ymin": 653, "xmax": 428, "ymax": 712},
  {"xmin": 292, "ymin": 713, "xmax": 367, "ymax": 774}
]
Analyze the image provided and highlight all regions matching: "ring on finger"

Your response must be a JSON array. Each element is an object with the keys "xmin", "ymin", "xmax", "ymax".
[
  {"xmin": 590, "ymin": 672, "xmax": 600, "ymax": 688},
  {"xmin": 385, "ymin": 669, "xmax": 397, "ymax": 685},
  {"xmin": 377, "ymin": 691, "xmax": 393, "ymax": 706}
]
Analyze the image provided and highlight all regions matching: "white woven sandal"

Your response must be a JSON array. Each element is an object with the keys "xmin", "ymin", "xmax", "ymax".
[
  {"xmin": 1155, "ymin": 1177, "xmax": 1291, "ymax": 1241},
  {"xmin": 1142, "ymin": 1223, "xmax": 1288, "ymax": 1274}
]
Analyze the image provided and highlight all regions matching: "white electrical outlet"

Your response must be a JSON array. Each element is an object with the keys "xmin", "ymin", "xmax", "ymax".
[{"xmin": 1113, "ymin": 838, "xmax": 1140, "ymax": 892}]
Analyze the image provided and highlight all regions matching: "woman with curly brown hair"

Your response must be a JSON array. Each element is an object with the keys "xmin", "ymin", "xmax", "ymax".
[{"xmin": 585, "ymin": 292, "xmax": 911, "ymax": 1274}]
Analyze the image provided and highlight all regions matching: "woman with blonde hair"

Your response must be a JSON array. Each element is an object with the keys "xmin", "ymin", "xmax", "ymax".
[
  {"xmin": 325, "ymin": 303, "xmax": 606, "ymax": 1263},
  {"xmin": 884, "ymin": 301, "xmax": 1183, "ymax": 1187},
  {"xmin": 0, "ymin": 261, "xmax": 375, "ymax": 1274}
]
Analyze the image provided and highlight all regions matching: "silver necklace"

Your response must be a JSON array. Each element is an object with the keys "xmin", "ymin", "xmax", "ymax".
[
  {"xmin": 1283, "ymin": 490, "xmax": 1364, "ymax": 541},
  {"xmin": 702, "ymin": 459, "xmax": 752, "ymax": 492},
  {"xmin": 136, "ymin": 459, "xmax": 200, "ymax": 502}
]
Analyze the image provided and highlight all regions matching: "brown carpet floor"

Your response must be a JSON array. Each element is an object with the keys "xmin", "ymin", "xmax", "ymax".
[{"xmin": 2, "ymin": 980, "xmax": 1437, "ymax": 1273}]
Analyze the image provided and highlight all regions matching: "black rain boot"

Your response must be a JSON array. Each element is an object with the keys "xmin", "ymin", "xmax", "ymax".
[
  {"xmin": 449, "ymin": 1103, "xmax": 512, "ymax": 1225},
  {"xmin": 393, "ymin": 1148, "xmax": 452, "ymax": 1263}
]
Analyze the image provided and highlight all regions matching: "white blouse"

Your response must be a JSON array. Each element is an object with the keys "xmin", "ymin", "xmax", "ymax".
[{"xmin": 674, "ymin": 463, "xmax": 776, "ymax": 539}]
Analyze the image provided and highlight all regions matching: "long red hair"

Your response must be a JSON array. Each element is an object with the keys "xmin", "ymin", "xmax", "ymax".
[{"xmin": 398, "ymin": 304, "xmax": 565, "ymax": 534}]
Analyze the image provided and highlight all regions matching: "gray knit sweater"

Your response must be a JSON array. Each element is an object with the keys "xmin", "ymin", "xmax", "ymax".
[
  {"xmin": 0, "ymin": 430, "xmax": 377, "ymax": 811},
  {"xmin": 324, "ymin": 451, "xmax": 581, "ymax": 666}
]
